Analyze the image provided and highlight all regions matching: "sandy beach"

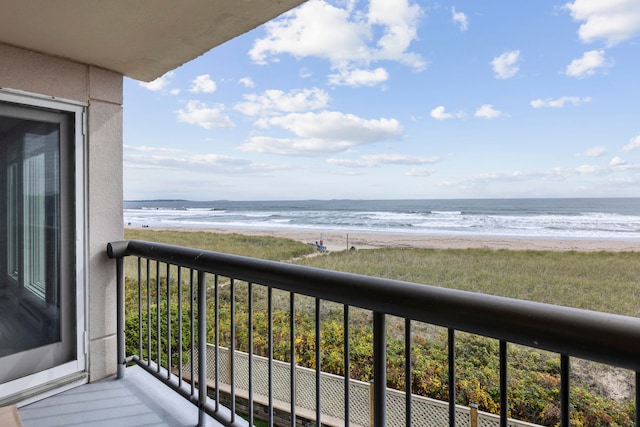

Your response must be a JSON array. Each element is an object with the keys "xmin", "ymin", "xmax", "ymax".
[{"xmin": 143, "ymin": 226, "xmax": 640, "ymax": 253}]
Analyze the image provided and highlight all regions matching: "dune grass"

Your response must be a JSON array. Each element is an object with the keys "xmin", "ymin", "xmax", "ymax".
[
  {"xmin": 124, "ymin": 229, "xmax": 316, "ymax": 261},
  {"xmin": 121, "ymin": 230, "xmax": 640, "ymax": 424},
  {"xmin": 124, "ymin": 229, "xmax": 640, "ymax": 317},
  {"xmin": 294, "ymin": 247, "xmax": 640, "ymax": 317}
]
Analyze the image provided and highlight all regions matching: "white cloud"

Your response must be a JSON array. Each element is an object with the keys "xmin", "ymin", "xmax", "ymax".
[
  {"xmin": 564, "ymin": 0, "xmax": 640, "ymax": 46},
  {"xmin": 610, "ymin": 156, "xmax": 627, "ymax": 167},
  {"xmin": 576, "ymin": 164, "xmax": 603, "ymax": 174},
  {"xmin": 189, "ymin": 74, "xmax": 217, "ymax": 93},
  {"xmin": 328, "ymin": 67, "xmax": 390, "ymax": 86},
  {"xmin": 124, "ymin": 145, "xmax": 287, "ymax": 175},
  {"xmin": 576, "ymin": 161, "xmax": 640, "ymax": 175},
  {"xmin": 239, "ymin": 111, "xmax": 403, "ymax": 156},
  {"xmin": 530, "ymin": 96, "xmax": 592, "ymax": 108},
  {"xmin": 441, "ymin": 161, "xmax": 640, "ymax": 192},
  {"xmin": 326, "ymin": 158, "xmax": 369, "ymax": 168},
  {"xmin": 249, "ymin": 0, "xmax": 366, "ymax": 65},
  {"xmin": 362, "ymin": 153, "xmax": 440, "ymax": 165},
  {"xmin": 239, "ymin": 136, "xmax": 352, "ymax": 156},
  {"xmin": 438, "ymin": 168, "xmax": 572, "ymax": 190},
  {"xmin": 263, "ymin": 111, "xmax": 402, "ymax": 142},
  {"xmin": 239, "ymin": 77, "xmax": 255, "ymax": 88},
  {"xmin": 491, "ymin": 50, "xmax": 520, "ymax": 79},
  {"xmin": 451, "ymin": 7, "xmax": 468, "ymax": 31},
  {"xmin": 123, "ymin": 145, "xmax": 184, "ymax": 154},
  {"xmin": 622, "ymin": 134, "xmax": 640, "ymax": 152},
  {"xmin": 249, "ymin": 0, "xmax": 425, "ymax": 87},
  {"xmin": 430, "ymin": 105, "xmax": 464, "ymax": 120},
  {"xmin": 235, "ymin": 88, "xmax": 329, "ymax": 117},
  {"xmin": 565, "ymin": 50, "xmax": 611, "ymax": 78},
  {"xmin": 368, "ymin": 0, "xmax": 424, "ymax": 67},
  {"xmin": 176, "ymin": 100, "xmax": 235, "ymax": 129},
  {"xmin": 475, "ymin": 104, "xmax": 504, "ymax": 119},
  {"xmin": 328, "ymin": 153, "xmax": 439, "ymax": 168},
  {"xmin": 406, "ymin": 167, "xmax": 435, "ymax": 177},
  {"xmin": 139, "ymin": 71, "xmax": 175, "ymax": 92},
  {"xmin": 577, "ymin": 146, "xmax": 607, "ymax": 157}
]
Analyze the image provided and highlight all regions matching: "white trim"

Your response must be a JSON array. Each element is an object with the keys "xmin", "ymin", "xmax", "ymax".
[
  {"xmin": 14, "ymin": 372, "xmax": 88, "ymax": 408},
  {"xmin": 0, "ymin": 88, "xmax": 88, "ymax": 402},
  {"xmin": 0, "ymin": 88, "xmax": 87, "ymax": 108}
]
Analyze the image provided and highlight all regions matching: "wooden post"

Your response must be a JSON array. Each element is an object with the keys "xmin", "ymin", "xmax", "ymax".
[{"xmin": 470, "ymin": 403, "xmax": 478, "ymax": 427}]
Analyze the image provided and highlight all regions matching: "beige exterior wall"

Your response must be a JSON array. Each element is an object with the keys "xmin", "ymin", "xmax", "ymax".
[{"xmin": 0, "ymin": 43, "xmax": 123, "ymax": 382}]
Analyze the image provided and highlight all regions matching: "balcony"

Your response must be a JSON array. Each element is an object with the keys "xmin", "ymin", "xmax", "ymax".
[
  {"xmin": 21, "ymin": 238, "xmax": 640, "ymax": 427},
  {"xmin": 17, "ymin": 364, "xmax": 224, "ymax": 427}
]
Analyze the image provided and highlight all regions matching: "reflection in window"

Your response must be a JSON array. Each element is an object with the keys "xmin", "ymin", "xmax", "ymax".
[{"xmin": 1, "ymin": 120, "xmax": 61, "ymax": 355}]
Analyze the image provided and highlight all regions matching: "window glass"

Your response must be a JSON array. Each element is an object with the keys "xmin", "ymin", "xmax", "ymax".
[{"xmin": 0, "ymin": 103, "xmax": 73, "ymax": 381}]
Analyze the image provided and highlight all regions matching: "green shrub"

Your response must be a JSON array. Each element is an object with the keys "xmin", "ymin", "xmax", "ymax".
[{"xmin": 121, "ymin": 235, "xmax": 638, "ymax": 426}]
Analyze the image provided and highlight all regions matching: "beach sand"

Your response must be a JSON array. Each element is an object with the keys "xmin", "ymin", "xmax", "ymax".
[{"xmin": 142, "ymin": 226, "xmax": 640, "ymax": 253}]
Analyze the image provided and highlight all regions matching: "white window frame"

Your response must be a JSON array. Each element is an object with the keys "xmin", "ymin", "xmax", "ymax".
[{"xmin": 0, "ymin": 89, "xmax": 88, "ymax": 402}]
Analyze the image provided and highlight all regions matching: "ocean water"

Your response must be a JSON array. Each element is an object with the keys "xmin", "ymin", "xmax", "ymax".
[{"xmin": 123, "ymin": 198, "xmax": 640, "ymax": 240}]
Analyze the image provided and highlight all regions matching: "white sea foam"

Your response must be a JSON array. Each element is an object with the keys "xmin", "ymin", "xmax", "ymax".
[{"xmin": 123, "ymin": 198, "xmax": 640, "ymax": 240}]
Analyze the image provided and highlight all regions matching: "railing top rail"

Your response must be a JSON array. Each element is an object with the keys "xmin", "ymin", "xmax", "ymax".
[{"xmin": 108, "ymin": 239, "xmax": 640, "ymax": 371}]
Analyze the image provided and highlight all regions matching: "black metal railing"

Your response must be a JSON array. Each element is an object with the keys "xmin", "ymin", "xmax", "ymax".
[{"xmin": 108, "ymin": 239, "xmax": 640, "ymax": 427}]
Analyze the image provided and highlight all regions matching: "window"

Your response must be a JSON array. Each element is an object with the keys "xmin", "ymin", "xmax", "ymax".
[{"xmin": 0, "ymin": 95, "xmax": 83, "ymax": 386}]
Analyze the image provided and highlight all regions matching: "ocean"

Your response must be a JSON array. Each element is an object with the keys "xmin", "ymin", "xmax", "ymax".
[{"xmin": 123, "ymin": 198, "xmax": 640, "ymax": 241}]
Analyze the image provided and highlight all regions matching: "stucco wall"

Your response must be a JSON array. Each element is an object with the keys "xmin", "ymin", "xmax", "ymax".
[{"xmin": 0, "ymin": 43, "xmax": 123, "ymax": 382}]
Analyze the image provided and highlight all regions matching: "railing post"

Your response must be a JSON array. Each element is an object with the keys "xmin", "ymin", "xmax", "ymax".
[
  {"xmin": 369, "ymin": 380, "xmax": 374, "ymax": 427},
  {"xmin": 636, "ymin": 372, "xmax": 639, "ymax": 427},
  {"xmin": 373, "ymin": 311, "xmax": 386, "ymax": 427},
  {"xmin": 560, "ymin": 354, "xmax": 570, "ymax": 427},
  {"xmin": 197, "ymin": 271, "xmax": 207, "ymax": 427},
  {"xmin": 116, "ymin": 256, "xmax": 126, "ymax": 379},
  {"xmin": 500, "ymin": 340, "xmax": 508, "ymax": 427},
  {"xmin": 448, "ymin": 329, "xmax": 456, "ymax": 427}
]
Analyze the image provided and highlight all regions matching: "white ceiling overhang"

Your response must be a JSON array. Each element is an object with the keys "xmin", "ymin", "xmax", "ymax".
[{"xmin": 0, "ymin": 0, "xmax": 306, "ymax": 81}]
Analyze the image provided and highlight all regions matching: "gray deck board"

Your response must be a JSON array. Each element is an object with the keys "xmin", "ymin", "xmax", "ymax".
[{"xmin": 19, "ymin": 366, "xmax": 225, "ymax": 427}]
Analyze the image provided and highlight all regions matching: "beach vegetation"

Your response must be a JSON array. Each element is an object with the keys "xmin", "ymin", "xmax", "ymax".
[
  {"xmin": 122, "ymin": 231, "xmax": 639, "ymax": 426},
  {"xmin": 124, "ymin": 229, "xmax": 316, "ymax": 261},
  {"xmin": 294, "ymin": 247, "xmax": 640, "ymax": 317}
]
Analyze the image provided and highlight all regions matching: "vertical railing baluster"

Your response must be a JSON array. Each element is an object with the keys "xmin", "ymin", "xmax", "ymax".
[
  {"xmin": 214, "ymin": 274, "xmax": 220, "ymax": 412},
  {"xmin": 405, "ymin": 318, "xmax": 411, "ymax": 427},
  {"xmin": 315, "ymin": 297, "xmax": 321, "ymax": 426},
  {"xmin": 248, "ymin": 282, "xmax": 254, "ymax": 427},
  {"xmin": 156, "ymin": 261, "xmax": 161, "ymax": 373},
  {"xmin": 166, "ymin": 263, "xmax": 171, "ymax": 379},
  {"xmin": 138, "ymin": 258, "xmax": 142, "ymax": 362},
  {"xmin": 561, "ymin": 354, "xmax": 570, "ymax": 427},
  {"xmin": 448, "ymin": 329, "xmax": 456, "ymax": 427},
  {"xmin": 635, "ymin": 372, "xmax": 639, "ymax": 427},
  {"xmin": 344, "ymin": 305, "xmax": 350, "ymax": 427},
  {"xmin": 289, "ymin": 292, "xmax": 296, "ymax": 427},
  {"xmin": 500, "ymin": 340, "xmax": 508, "ymax": 427},
  {"xmin": 373, "ymin": 311, "xmax": 386, "ymax": 427},
  {"xmin": 190, "ymin": 269, "xmax": 195, "ymax": 397},
  {"xmin": 268, "ymin": 287, "xmax": 274, "ymax": 427},
  {"xmin": 230, "ymin": 278, "xmax": 236, "ymax": 421},
  {"xmin": 197, "ymin": 271, "xmax": 207, "ymax": 427},
  {"xmin": 147, "ymin": 260, "xmax": 151, "ymax": 368},
  {"xmin": 116, "ymin": 255, "xmax": 125, "ymax": 379},
  {"xmin": 177, "ymin": 267, "xmax": 183, "ymax": 388}
]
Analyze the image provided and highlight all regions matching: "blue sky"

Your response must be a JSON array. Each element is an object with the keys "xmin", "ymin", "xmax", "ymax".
[{"xmin": 123, "ymin": 0, "xmax": 640, "ymax": 201}]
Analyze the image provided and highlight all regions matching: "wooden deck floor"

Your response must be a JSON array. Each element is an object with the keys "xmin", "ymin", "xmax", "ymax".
[{"xmin": 18, "ymin": 366, "xmax": 225, "ymax": 427}]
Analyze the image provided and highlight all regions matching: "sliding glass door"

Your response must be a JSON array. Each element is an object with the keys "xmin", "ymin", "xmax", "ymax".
[{"xmin": 0, "ymin": 99, "xmax": 80, "ymax": 386}]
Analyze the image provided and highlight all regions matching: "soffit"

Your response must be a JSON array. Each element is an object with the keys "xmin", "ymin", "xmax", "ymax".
[{"xmin": 0, "ymin": 0, "xmax": 305, "ymax": 82}]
